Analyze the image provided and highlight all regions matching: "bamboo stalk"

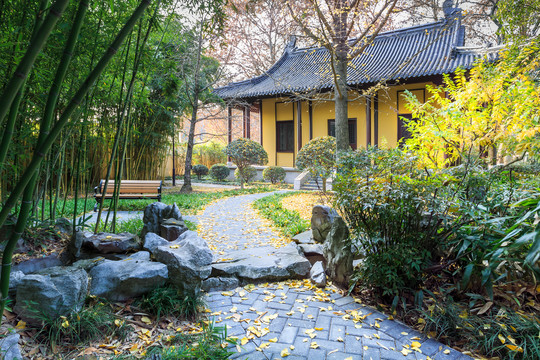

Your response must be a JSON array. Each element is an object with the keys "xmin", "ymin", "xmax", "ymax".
[{"xmin": 0, "ymin": 0, "xmax": 154, "ymax": 316}]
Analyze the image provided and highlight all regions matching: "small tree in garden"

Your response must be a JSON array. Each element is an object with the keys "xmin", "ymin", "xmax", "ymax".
[
  {"xmin": 192, "ymin": 164, "xmax": 208, "ymax": 180},
  {"xmin": 225, "ymin": 138, "xmax": 268, "ymax": 189},
  {"xmin": 209, "ymin": 164, "xmax": 230, "ymax": 181},
  {"xmin": 235, "ymin": 165, "xmax": 257, "ymax": 184},
  {"xmin": 296, "ymin": 136, "xmax": 336, "ymax": 192},
  {"xmin": 263, "ymin": 166, "xmax": 286, "ymax": 184}
]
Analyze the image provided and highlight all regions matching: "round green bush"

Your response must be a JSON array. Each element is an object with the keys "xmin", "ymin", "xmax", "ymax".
[
  {"xmin": 191, "ymin": 164, "xmax": 209, "ymax": 180},
  {"xmin": 235, "ymin": 165, "xmax": 257, "ymax": 183},
  {"xmin": 209, "ymin": 164, "xmax": 230, "ymax": 181},
  {"xmin": 263, "ymin": 166, "xmax": 286, "ymax": 184}
]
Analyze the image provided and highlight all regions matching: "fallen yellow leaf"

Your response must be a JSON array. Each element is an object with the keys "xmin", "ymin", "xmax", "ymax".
[
  {"xmin": 281, "ymin": 348, "xmax": 290, "ymax": 357},
  {"xmin": 141, "ymin": 316, "xmax": 152, "ymax": 325},
  {"xmin": 15, "ymin": 320, "xmax": 26, "ymax": 330},
  {"xmin": 310, "ymin": 342, "xmax": 319, "ymax": 349},
  {"xmin": 498, "ymin": 334, "xmax": 506, "ymax": 344},
  {"xmin": 506, "ymin": 344, "xmax": 524, "ymax": 353},
  {"xmin": 269, "ymin": 337, "xmax": 278, "ymax": 343}
]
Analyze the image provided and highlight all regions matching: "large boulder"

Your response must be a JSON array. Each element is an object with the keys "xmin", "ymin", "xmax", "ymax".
[
  {"xmin": 143, "ymin": 232, "xmax": 169, "ymax": 253},
  {"xmin": 153, "ymin": 231, "xmax": 213, "ymax": 295},
  {"xmin": 14, "ymin": 266, "xmax": 88, "ymax": 322},
  {"xmin": 0, "ymin": 333, "xmax": 22, "ymax": 360},
  {"xmin": 322, "ymin": 217, "xmax": 353, "ymax": 288},
  {"xmin": 89, "ymin": 257, "xmax": 168, "ymax": 301},
  {"xmin": 141, "ymin": 202, "xmax": 184, "ymax": 237},
  {"xmin": 8, "ymin": 271, "xmax": 25, "ymax": 298},
  {"xmin": 160, "ymin": 218, "xmax": 187, "ymax": 241},
  {"xmin": 82, "ymin": 232, "xmax": 141, "ymax": 254},
  {"xmin": 13, "ymin": 254, "xmax": 66, "ymax": 274},
  {"xmin": 311, "ymin": 205, "xmax": 338, "ymax": 243},
  {"xmin": 211, "ymin": 243, "xmax": 311, "ymax": 281},
  {"xmin": 292, "ymin": 230, "xmax": 315, "ymax": 244}
]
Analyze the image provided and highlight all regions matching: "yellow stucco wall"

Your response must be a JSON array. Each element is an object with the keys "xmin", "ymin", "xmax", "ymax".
[{"xmin": 260, "ymin": 82, "xmax": 433, "ymax": 167}]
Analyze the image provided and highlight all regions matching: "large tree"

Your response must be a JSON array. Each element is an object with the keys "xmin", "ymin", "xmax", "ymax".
[{"xmin": 288, "ymin": 0, "xmax": 400, "ymax": 151}]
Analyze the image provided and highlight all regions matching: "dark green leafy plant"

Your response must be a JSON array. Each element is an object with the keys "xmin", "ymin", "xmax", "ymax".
[
  {"xmin": 234, "ymin": 165, "xmax": 257, "ymax": 184},
  {"xmin": 225, "ymin": 138, "xmax": 268, "ymax": 189},
  {"xmin": 192, "ymin": 164, "xmax": 209, "ymax": 180},
  {"xmin": 296, "ymin": 136, "xmax": 336, "ymax": 192},
  {"xmin": 209, "ymin": 164, "xmax": 230, "ymax": 182},
  {"xmin": 262, "ymin": 166, "xmax": 286, "ymax": 184}
]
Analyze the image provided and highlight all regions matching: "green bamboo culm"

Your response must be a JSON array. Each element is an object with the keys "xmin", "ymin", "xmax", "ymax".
[
  {"xmin": 0, "ymin": 0, "xmax": 154, "ymax": 316},
  {"xmin": 0, "ymin": 0, "xmax": 89, "ymax": 317},
  {"xmin": 0, "ymin": 0, "xmax": 68, "ymax": 130}
]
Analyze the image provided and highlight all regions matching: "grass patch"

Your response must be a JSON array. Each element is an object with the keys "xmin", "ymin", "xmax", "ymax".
[
  {"xmin": 136, "ymin": 285, "xmax": 206, "ymax": 320},
  {"xmin": 253, "ymin": 192, "xmax": 310, "ymax": 238},
  {"xmin": 28, "ymin": 297, "xmax": 128, "ymax": 346},
  {"xmin": 111, "ymin": 319, "xmax": 235, "ymax": 360}
]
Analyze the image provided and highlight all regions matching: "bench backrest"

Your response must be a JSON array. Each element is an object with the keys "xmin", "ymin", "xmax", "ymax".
[{"xmin": 97, "ymin": 180, "xmax": 162, "ymax": 194}]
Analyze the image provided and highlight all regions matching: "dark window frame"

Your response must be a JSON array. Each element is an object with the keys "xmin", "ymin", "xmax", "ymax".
[
  {"xmin": 276, "ymin": 120, "xmax": 294, "ymax": 153},
  {"xmin": 397, "ymin": 88, "xmax": 425, "ymax": 144},
  {"xmin": 327, "ymin": 118, "xmax": 357, "ymax": 150}
]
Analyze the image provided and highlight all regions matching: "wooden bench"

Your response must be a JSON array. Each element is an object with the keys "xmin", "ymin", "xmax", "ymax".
[{"xmin": 94, "ymin": 180, "xmax": 163, "ymax": 211}]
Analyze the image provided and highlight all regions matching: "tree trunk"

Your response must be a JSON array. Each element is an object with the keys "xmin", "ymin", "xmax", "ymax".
[
  {"xmin": 181, "ymin": 101, "xmax": 198, "ymax": 193},
  {"xmin": 333, "ymin": 0, "xmax": 349, "ymax": 152}
]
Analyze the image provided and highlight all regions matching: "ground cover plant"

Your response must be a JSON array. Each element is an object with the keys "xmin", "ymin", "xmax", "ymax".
[{"xmin": 253, "ymin": 192, "xmax": 310, "ymax": 238}]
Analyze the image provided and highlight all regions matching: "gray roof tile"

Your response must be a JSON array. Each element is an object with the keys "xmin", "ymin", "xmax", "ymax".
[{"xmin": 215, "ymin": 16, "xmax": 498, "ymax": 100}]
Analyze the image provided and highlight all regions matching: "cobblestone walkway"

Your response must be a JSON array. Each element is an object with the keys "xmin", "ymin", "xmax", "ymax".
[{"xmin": 200, "ymin": 193, "xmax": 472, "ymax": 360}]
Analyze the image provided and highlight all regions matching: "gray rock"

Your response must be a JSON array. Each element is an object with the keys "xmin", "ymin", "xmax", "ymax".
[
  {"xmin": 322, "ymin": 217, "xmax": 353, "ymax": 288},
  {"xmin": 298, "ymin": 244, "xmax": 324, "ymax": 257},
  {"xmin": 310, "ymin": 261, "xmax": 326, "ymax": 288},
  {"xmin": 12, "ymin": 254, "xmax": 65, "ymax": 274},
  {"xmin": 160, "ymin": 218, "xmax": 187, "ymax": 241},
  {"xmin": 14, "ymin": 266, "xmax": 88, "ymax": 322},
  {"xmin": 126, "ymin": 251, "xmax": 151, "ymax": 261},
  {"xmin": 142, "ymin": 202, "xmax": 183, "ymax": 237},
  {"xmin": 202, "ymin": 277, "xmax": 240, "ymax": 292},
  {"xmin": 311, "ymin": 205, "xmax": 338, "ymax": 243},
  {"xmin": 153, "ymin": 233, "xmax": 213, "ymax": 295},
  {"xmin": 68, "ymin": 230, "xmax": 90, "ymax": 259},
  {"xmin": 292, "ymin": 230, "xmax": 315, "ymax": 244},
  {"xmin": 8, "ymin": 271, "xmax": 25, "ymax": 298},
  {"xmin": 82, "ymin": 232, "xmax": 141, "ymax": 254},
  {"xmin": 143, "ymin": 232, "xmax": 169, "ymax": 253},
  {"xmin": 211, "ymin": 243, "xmax": 310, "ymax": 281},
  {"xmin": 72, "ymin": 257, "xmax": 105, "ymax": 272},
  {"xmin": 0, "ymin": 332, "xmax": 22, "ymax": 360},
  {"xmin": 89, "ymin": 258, "xmax": 168, "ymax": 301}
]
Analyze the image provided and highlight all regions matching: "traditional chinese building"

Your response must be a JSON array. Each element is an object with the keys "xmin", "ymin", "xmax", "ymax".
[{"xmin": 215, "ymin": 9, "xmax": 497, "ymax": 169}]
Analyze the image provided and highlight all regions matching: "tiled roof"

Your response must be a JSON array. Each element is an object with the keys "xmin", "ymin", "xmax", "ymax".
[{"xmin": 215, "ymin": 16, "xmax": 499, "ymax": 100}]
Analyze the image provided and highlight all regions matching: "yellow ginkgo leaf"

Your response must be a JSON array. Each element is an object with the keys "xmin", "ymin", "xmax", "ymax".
[
  {"xmin": 443, "ymin": 349, "xmax": 451, "ymax": 354},
  {"xmin": 15, "ymin": 320, "xmax": 26, "ymax": 330},
  {"xmin": 241, "ymin": 337, "xmax": 249, "ymax": 345},
  {"xmin": 336, "ymin": 337, "xmax": 344, "ymax": 342},
  {"xmin": 141, "ymin": 316, "xmax": 152, "ymax": 325},
  {"xmin": 268, "ymin": 337, "xmax": 278, "ymax": 343},
  {"xmin": 506, "ymin": 344, "xmax": 524, "ymax": 353},
  {"xmin": 401, "ymin": 348, "xmax": 412, "ymax": 355},
  {"xmin": 310, "ymin": 342, "xmax": 319, "ymax": 349},
  {"xmin": 281, "ymin": 348, "xmax": 290, "ymax": 357},
  {"xmin": 170, "ymin": 244, "xmax": 179, "ymax": 249}
]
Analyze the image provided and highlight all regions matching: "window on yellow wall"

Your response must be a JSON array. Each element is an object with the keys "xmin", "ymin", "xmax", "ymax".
[
  {"xmin": 397, "ymin": 89, "xmax": 425, "ymax": 145},
  {"xmin": 328, "ymin": 119, "xmax": 357, "ymax": 150},
  {"xmin": 276, "ymin": 121, "xmax": 294, "ymax": 152}
]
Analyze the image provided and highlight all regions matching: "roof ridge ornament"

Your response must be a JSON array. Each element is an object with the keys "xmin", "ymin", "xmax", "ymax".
[
  {"xmin": 285, "ymin": 35, "xmax": 297, "ymax": 53},
  {"xmin": 443, "ymin": 0, "xmax": 462, "ymax": 20}
]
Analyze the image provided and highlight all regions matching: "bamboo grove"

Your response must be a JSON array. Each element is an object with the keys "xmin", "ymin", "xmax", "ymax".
[{"xmin": 0, "ymin": 0, "xmax": 226, "ymax": 315}]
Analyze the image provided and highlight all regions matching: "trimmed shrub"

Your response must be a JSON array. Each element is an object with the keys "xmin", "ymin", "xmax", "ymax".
[
  {"xmin": 263, "ymin": 166, "xmax": 286, "ymax": 184},
  {"xmin": 192, "ymin": 164, "xmax": 209, "ymax": 180},
  {"xmin": 225, "ymin": 138, "xmax": 268, "ymax": 188},
  {"xmin": 234, "ymin": 165, "xmax": 257, "ymax": 184},
  {"xmin": 296, "ymin": 136, "xmax": 336, "ymax": 192},
  {"xmin": 209, "ymin": 164, "xmax": 230, "ymax": 181}
]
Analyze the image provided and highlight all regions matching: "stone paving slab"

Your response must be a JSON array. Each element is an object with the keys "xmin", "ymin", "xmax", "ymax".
[
  {"xmin": 206, "ymin": 282, "xmax": 472, "ymax": 360},
  {"xmin": 199, "ymin": 192, "xmax": 473, "ymax": 360}
]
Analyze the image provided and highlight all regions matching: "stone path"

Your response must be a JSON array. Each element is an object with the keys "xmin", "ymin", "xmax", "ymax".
[{"xmin": 200, "ymin": 193, "xmax": 473, "ymax": 360}]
